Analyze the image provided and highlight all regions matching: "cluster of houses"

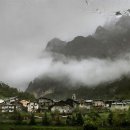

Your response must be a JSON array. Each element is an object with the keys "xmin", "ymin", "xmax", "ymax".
[{"xmin": 0, "ymin": 94, "xmax": 130, "ymax": 114}]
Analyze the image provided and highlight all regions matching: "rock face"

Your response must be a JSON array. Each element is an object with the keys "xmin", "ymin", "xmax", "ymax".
[
  {"xmin": 26, "ymin": 76, "xmax": 130, "ymax": 100},
  {"xmin": 26, "ymin": 16, "xmax": 130, "ymax": 99},
  {"xmin": 46, "ymin": 38, "xmax": 66, "ymax": 53},
  {"xmin": 45, "ymin": 16, "xmax": 130, "ymax": 59}
]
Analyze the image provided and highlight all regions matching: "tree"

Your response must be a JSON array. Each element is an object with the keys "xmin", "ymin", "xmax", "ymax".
[
  {"xmin": 108, "ymin": 111, "xmax": 113, "ymax": 126},
  {"xmin": 71, "ymin": 114, "xmax": 77, "ymax": 126},
  {"xmin": 76, "ymin": 113, "xmax": 84, "ymax": 126},
  {"xmin": 55, "ymin": 116, "xmax": 61, "ymax": 126},
  {"xmin": 29, "ymin": 113, "xmax": 36, "ymax": 125},
  {"xmin": 42, "ymin": 112, "xmax": 49, "ymax": 126},
  {"xmin": 66, "ymin": 116, "xmax": 72, "ymax": 126},
  {"xmin": 15, "ymin": 112, "xmax": 23, "ymax": 125},
  {"xmin": 83, "ymin": 124, "xmax": 98, "ymax": 130}
]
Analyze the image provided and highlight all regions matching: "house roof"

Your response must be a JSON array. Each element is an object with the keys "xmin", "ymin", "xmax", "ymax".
[
  {"xmin": 37, "ymin": 97, "xmax": 53, "ymax": 102},
  {"xmin": 50, "ymin": 99, "xmax": 78, "ymax": 109}
]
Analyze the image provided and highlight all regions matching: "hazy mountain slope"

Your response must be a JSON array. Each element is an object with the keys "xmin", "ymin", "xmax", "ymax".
[
  {"xmin": 26, "ymin": 16, "xmax": 130, "ymax": 99},
  {"xmin": 26, "ymin": 76, "xmax": 130, "ymax": 100},
  {"xmin": 45, "ymin": 16, "xmax": 130, "ymax": 59},
  {"xmin": 0, "ymin": 82, "xmax": 34, "ymax": 100}
]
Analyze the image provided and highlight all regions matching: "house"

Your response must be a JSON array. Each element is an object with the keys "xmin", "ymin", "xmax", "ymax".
[
  {"xmin": 27, "ymin": 102, "xmax": 39, "ymax": 113},
  {"xmin": 78, "ymin": 99, "xmax": 93, "ymax": 110},
  {"xmin": 0, "ymin": 99, "xmax": 4, "ymax": 104},
  {"xmin": 37, "ymin": 97, "xmax": 54, "ymax": 112},
  {"xmin": 0, "ymin": 97, "xmax": 23, "ymax": 113},
  {"xmin": 84, "ymin": 100, "xmax": 93, "ymax": 110},
  {"xmin": 93, "ymin": 100, "xmax": 105, "ymax": 108},
  {"xmin": 0, "ymin": 103, "xmax": 16, "ymax": 113},
  {"xmin": 50, "ymin": 100, "xmax": 73, "ymax": 114},
  {"xmin": 65, "ymin": 99, "xmax": 79, "ymax": 108},
  {"xmin": 104, "ymin": 100, "xmax": 116, "ymax": 108},
  {"xmin": 110, "ymin": 101, "xmax": 129, "ymax": 111},
  {"xmin": 4, "ymin": 97, "xmax": 19, "ymax": 104},
  {"xmin": 19, "ymin": 100, "xmax": 30, "ymax": 107},
  {"xmin": 124, "ymin": 100, "xmax": 130, "ymax": 106}
]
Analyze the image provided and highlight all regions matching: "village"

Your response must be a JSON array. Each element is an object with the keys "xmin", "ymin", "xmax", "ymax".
[{"xmin": 0, "ymin": 94, "xmax": 130, "ymax": 114}]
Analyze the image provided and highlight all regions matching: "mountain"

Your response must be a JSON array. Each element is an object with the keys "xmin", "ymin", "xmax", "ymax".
[
  {"xmin": 46, "ymin": 38, "xmax": 66, "ymax": 53},
  {"xmin": 0, "ymin": 82, "xmax": 34, "ymax": 100},
  {"xmin": 45, "ymin": 16, "xmax": 130, "ymax": 59},
  {"xmin": 26, "ymin": 76, "xmax": 130, "ymax": 100},
  {"xmin": 26, "ymin": 16, "xmax": 130, "ymax": 99}
]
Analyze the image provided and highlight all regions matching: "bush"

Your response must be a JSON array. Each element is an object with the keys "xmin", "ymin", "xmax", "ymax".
[
  {"xmin": 14, "ymin": 112, "xmax": 23, "ymax": 125},
  {"xmin": 42, "ymin": 112, "xmax": 49, "ymax": 126},
  {"xmin": 83, "ymin": 124, "xmax": 98, "ymax": 130},
  {"xmin": 29, "ymin": 113, "xmax": 36, "ymax": 125},
  {"xmin": 76, "ymin": 113, "xmax": 84, "ymax": 126}
]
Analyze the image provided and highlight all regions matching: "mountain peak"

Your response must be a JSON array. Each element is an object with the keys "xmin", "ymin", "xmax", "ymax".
[{"xmin": 46, "ymin": 38, "xmax": 66, "ymax": 52}]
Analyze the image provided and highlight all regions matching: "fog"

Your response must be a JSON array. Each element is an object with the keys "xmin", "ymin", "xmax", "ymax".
[
  {"xmin": 4, "ymin": 52, "xmax": 130, "ymax": 90},
  {"xmin": 0, "ymin": 0, "xmax": 130, "ymax": 90}
]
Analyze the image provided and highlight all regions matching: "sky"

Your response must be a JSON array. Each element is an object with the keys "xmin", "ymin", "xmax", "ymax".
[{"xmin": 0, "ymin": 0, "xmax": 130, "ymax": 90}]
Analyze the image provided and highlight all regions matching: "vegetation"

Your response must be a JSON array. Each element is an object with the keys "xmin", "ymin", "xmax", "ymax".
[
  {"xmin": 27, "ymin": 76, "xmax": 130, "ymax": 100},
  {"xmin": 1, "ymin": 109, "xmax": 130, "ymax": 130},
  {"xmin": 29, "ymin": 113, "xmax": 36, "ymax": 125},
  {"xmin": 0, "ymin": 82, "xmax": 35, "ymax": 100}
]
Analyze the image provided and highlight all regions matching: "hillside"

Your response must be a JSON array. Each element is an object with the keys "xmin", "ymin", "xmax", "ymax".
[
  {"xmin": 26, "ymin": 76, "xmax": 130, "ymax": 100},
  {"xmin": 26, "ymin": 16, "xmax": 130, "ymax": 99},
  {"xmin": 0, "ymin": 82, "xmax": 35, "ymax": 100},
  {"xmin": 45, "ymin": 16, "xmax": 130, "ymax": 59}
]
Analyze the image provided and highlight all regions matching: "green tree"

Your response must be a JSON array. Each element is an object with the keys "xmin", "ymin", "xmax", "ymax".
[
  {"xmin": 15, "ymin": 112, "xmax": 23, "ymax": 125},
  {"xmin": 29, "ymin": 113, "xmax": 36, "ymax": 125},
  {"xmin": 66, "ymin": 116, "xmax": 72, "ymax": 126},
  {"xmin": 42, "ymin": 112, "xmax": 49, "ymax": 126},
  {"xmin": 108, "ymin": 111, "xmax": 113, "ymax": 126},
  {"xmin": 83, "ymin": 123, "xmax": 98, "ymax": 130},
  {"xmin": 76, "ymin": 113, "xmax": 84, "ymax": 126}
]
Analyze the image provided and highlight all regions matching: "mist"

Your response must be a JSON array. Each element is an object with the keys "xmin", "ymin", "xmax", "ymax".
[
  {"xmin": 1, "ymin": 0, "xmax": 130, "ymax": 90},
  {"xmin": 4, "ymin": 52, "xmax": 130, "ymax": 90}
]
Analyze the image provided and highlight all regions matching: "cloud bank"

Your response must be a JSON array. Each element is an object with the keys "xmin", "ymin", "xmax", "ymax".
[
  {"xmin": 1, "ymin": 0, "xmax": 130, "ymax": 90},
  {"xmin": 4, "ymin": 53, "xmax": 130, "ymax": 90}
]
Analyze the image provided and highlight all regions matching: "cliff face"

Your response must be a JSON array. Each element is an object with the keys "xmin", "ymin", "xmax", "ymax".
[
  {"xmin": 45, "ymin": 16, "xmax": 130, "ymax": 59},
  {"xmin": 26, "ymin": 16, "xmax": 130, "ymax": 99},
  {"xmin": 26, "ymin": 76, "xmax": 130, "ymax": 100}
]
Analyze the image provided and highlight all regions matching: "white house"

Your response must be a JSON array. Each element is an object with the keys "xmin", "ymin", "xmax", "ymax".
[
  {"xmin": 51, "ymin": 104, "xmax": 73, "ymax": 114},
  {"xmin": 0, "ymin": 103, "xmax": 16, "ymax": 113},
  {"xmin": 0, "ymin": 99, "xmax": 4, "ymax": 104},
  {"xmin": 27, "ymin": 102, "xmax": 39, "ymax": 112},
  {"xmin": 78, "ymin": 99, "xmax": 93, "ymax": 110},
  {"xmin": 4, "ymin": 97, "xmax": 19, "ymax": 104},
  {"xmin": 38, "ymin": 97, "xmax": 54, "ymax": 112},
  {"xmin": 110, "ymin": 102, "xmax": 129, "ymax": 111},
  {"xmin": 93, "ymin": 100, "xmax": 105, "ymax": 108}
]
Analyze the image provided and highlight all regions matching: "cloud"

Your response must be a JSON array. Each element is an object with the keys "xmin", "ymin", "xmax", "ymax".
[
  {"xmin": 0, "ymin": 0, "xmax": 130, "ymax": 90},
  {"xmin": 4, "ymin": 53, "xmax": 130, "ymax": 90}
]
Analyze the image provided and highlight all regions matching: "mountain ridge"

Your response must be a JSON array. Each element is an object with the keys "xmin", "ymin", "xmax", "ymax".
[{"xmin": 26, "ymin": 16, "xmax": 130, "ymax": 99}]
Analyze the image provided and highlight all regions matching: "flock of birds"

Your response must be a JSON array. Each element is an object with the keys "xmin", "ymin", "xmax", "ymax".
[{"xmin": 84, "ymin": 0, "xmax": 130, "ymax": 18}]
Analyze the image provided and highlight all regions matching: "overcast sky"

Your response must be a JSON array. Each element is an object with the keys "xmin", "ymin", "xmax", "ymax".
[{"xmin": 0, "ymin": 0, "xmax": 130, "ymax": 90}]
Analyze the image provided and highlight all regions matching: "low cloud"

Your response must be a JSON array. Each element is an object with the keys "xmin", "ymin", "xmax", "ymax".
[{"xmin": 4, "ymin": 53, "xmax": 130, "ymax": 90}]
